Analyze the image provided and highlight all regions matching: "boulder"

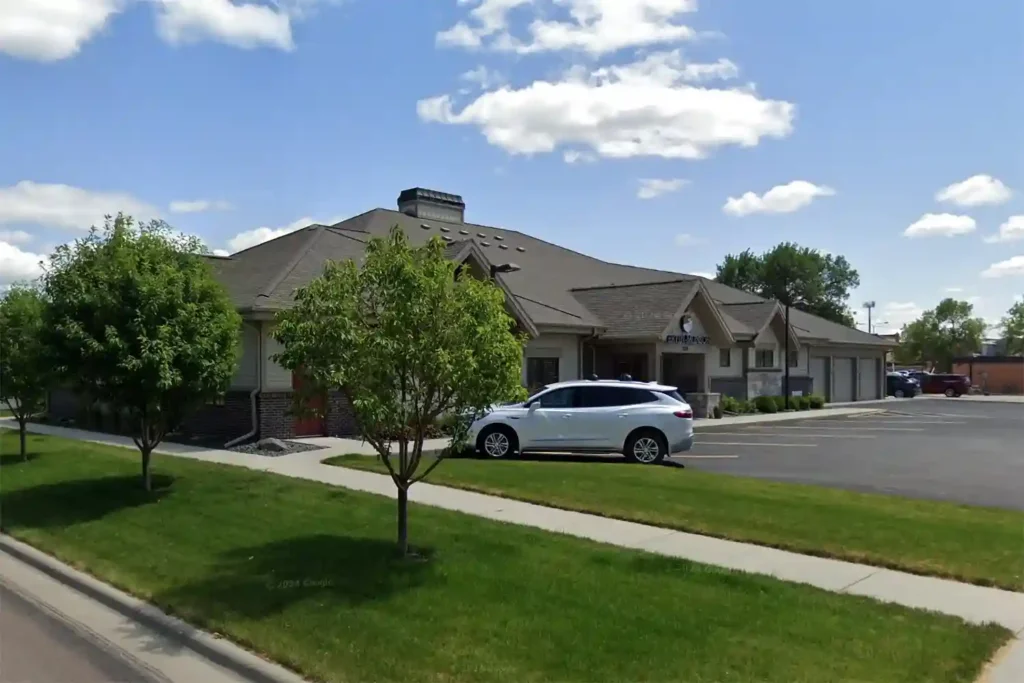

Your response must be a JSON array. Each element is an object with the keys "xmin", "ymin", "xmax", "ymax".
[{"xmin": 256, "ymin": 437, "xmax": 290, "ymax": 452}]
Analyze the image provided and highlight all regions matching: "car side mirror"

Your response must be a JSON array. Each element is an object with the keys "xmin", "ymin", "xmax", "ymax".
[{"xmin": 527, "ymin": 401, "xmax": 539, "ymax": 411}]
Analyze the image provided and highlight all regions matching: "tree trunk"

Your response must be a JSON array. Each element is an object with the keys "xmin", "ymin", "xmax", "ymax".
[
  {"xmin": 397, "ymin": 486, "xmax": 409, "ymax": 556},
  {"xmin": 19, "ymin": 419, "xmax": 27, "ymax": 461},
  {"xmin": 141, "ymin": 448, "xmax": 153, "ymax": 492}
]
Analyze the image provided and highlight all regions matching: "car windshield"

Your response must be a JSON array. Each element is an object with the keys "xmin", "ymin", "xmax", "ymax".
[{"xmin": 523, "ymin": 386, "xmax": 550, "ymax": 404}]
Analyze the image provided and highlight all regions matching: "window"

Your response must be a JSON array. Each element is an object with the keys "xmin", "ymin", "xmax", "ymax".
[
  {"xmin": 788, "ymin": 350, "xmax": 800, "ymax": 368},
  {"xmin": 537, "ymin": 387, "xmax": 576, "ymax": 408},
  {"xmin": 755, "ymin": 349, "xmax": 775, "ymax": 368},
  {"xmin": 526, "ymin": 357, "xmax": 559, "ymax": 392},
  {"xmin": 719, "ymin": 348, "xmax": 731, "ymax": 368},
  {"xmin": 578, "ymin": 386, "xmax": 657, "ymax": 408}
]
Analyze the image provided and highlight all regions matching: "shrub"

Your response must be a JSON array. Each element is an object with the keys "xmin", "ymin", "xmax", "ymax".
[
  {"xmin": 808, "ymin": 394, "xmax": 826, "ymax": 409},
  {"xmin": 772, "ymin": 395, "xmax": 788, "ymax": 412},
  {"xmin": 754, "ymin": 396, "xmax": 778, "ymax": 413},
  {"xmin": 712, "ymin": 404, "xmax": 723, "ymax": 419},
  {"xmin": 719, "ymin": 395, "xmax": 740, "ymax": 413},
  {"xmin": 794, "ymin": 395, "xmax": 810, "ymax": 410}
]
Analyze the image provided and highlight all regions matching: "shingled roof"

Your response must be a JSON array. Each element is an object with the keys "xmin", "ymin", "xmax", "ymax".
[{"xmin": 209, "ymin": 196, "xmax": 891, "ymax": 348}]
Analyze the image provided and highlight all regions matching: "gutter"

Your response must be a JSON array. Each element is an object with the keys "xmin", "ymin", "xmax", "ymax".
[{"xmin": 225, "ymin": 321, "xmax": 262, "ymax": 448}]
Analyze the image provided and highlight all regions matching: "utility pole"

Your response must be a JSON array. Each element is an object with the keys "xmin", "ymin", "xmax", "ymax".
[
  {"xmin": 863, "ymin": 301, "xmax": 876, "ymax": 334},
  {"xmin": 784, "ymin": 301, "xmax": 791, "ymax": 409}
]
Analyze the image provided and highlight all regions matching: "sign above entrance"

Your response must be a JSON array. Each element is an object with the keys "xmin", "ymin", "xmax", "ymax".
[{"xmin": 666, "ymin": 314, "xmax": 709, "ymax": 346}]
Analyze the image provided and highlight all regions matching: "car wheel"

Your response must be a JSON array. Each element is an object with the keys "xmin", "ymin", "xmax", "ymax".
[
  {"xmin": 944, "ymin": 388, "xmax": 956, "ymax": 398},
  {"xmin": 894, "ymin": 389, "xmax": 905, "ymax": 398},
  {"xmin": 477, "ymin": 425, "xmax": 518, "ymax": 459},
  {"xmin": 624, "ymin": 429, "xmax": 667, "ymax": 465}
]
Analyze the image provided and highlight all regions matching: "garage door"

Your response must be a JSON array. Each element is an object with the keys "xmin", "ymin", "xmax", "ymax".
[
  {"xmin": 833, "ymin": 357, "xmax": 854, "ymax": 403},
  {"xmin": 858, "ymin": 357, "xmax": 880, "ymax": 400},
  {"xmin": 810, "ymin": 357, "xmax": 828, "ymax": 399}
]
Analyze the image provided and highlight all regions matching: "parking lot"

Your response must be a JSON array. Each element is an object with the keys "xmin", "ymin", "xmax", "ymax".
[{"xmin": 681, "ymin": 399, "xmax": 1024, "ymax": 510}]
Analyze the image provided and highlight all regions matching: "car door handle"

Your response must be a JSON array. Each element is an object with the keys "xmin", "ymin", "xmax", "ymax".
[{"xmin": 562, "ymin": 414, "xmax": 572, "ymax": 419}]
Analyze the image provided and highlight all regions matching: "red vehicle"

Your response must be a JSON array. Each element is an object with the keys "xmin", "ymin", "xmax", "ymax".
[{"xmin": 918, "ymin": 373, "xmax": 972, "ymax": 397}]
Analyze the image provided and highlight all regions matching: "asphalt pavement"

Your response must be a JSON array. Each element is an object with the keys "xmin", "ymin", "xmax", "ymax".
[
  {"xmin": 0, "ymin": 580, "xmax": 164, "ymax": 683},
  {"xmin": 677, "ymin": 398, "xmax": 1024, "ymax": 510}
]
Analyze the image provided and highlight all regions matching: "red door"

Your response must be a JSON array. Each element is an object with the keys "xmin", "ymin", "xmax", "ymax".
[{"xmin": 291, "ymin": 372, "xmax": 326, "ymax": 436}]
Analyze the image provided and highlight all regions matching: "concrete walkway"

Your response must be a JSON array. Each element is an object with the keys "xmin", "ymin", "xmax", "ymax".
[{"xmin": 3, "ymin": 418, "xmax": 1022, "ymax": 680}]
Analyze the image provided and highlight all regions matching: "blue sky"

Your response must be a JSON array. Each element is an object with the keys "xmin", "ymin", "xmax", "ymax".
[{"xmin": 2, "ymin": 0, "xmax": 1022, "ymax": 334}]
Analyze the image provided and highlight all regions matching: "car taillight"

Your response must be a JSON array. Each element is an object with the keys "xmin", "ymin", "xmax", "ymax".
[{"xmin": 673, "ymin": 409, "xmax": 693, "ymax": 419}]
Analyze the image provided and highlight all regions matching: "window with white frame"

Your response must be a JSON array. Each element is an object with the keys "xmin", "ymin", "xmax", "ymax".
[
  {"xmin": 719, "ymin": 348, "xmax": 731, "ymax": 367},
  {"xmin": 755, "ymin": 349, "xmax": 775, "ymax": 368}
]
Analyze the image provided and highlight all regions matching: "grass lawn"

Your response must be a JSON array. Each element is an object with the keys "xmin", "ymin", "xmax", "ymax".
[
  {"xmin": 0, "ymin": 432, "xmax": 1011, "ymax": 683},
  {"xmin": 326, "ymin": 454, "xmax": 1024, "ymax": 591}
]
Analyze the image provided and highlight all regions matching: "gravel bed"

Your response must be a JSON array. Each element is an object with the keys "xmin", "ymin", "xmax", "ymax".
[{"xmin": 228, "ymin": 441, "xmax": 326, "ymax": 457}]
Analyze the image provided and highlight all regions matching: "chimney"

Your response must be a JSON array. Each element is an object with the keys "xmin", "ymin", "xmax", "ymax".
[{"xmin": 397, "ymin": 188, "xmax": 465, "ymax": 224}]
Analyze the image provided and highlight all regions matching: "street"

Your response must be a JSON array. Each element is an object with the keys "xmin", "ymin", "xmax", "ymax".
[{"xmin": 681, "ymin": 399, "xmax": 1024, "ymax": 509}]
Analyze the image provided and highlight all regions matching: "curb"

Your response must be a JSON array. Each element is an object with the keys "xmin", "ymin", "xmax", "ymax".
[
  {"xmin": 692, "ymin": 406, "xmax": 883, "ymax": 431},
  {"xmin": 0, "ymin": 534, "xmax": 309, "ymax": 683}
]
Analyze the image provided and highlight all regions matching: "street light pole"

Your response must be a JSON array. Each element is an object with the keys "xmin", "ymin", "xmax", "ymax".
[
  {"xmin": 863, "ymin": 301, "xmax": 876, "ymax": 334},
  {"xmin": 784, "ymin": 302, "xmax": 791, "ymax": 410}
]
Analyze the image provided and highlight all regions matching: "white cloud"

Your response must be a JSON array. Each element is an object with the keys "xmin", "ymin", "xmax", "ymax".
[
  {"xmin": 418, "ymin": 50, "xmax": 794, "ymax": 161},
  {"xmin": 935, "ymin": 174, "xmax": 1012, "ymax": 207},
  {"xmin": 638, "ymin": 178, "xmax": 688, "ymax": 200},
  {"xmin": 0, "ymin": 0, "xmax": 122, "ymax": 62},
  {"xmin": 0, "ymin": 181, "xmax": 158, "ymax": 231},
  {"xmin": 690, "ymin": 271, "xmax": 714, "ymax": 279},
  {"xmin": 460, "ymin": 65, "xmax": 506, "ymax": 90},
  {"xmin": 226, "ymin": 214, "xmax": 343, "ymax": 252},
  {"xmin": 169, "ymin": 199, "xmax": 233, "ymax": 213},
  {"xmin": 673, "ymin": 233, "xmax": 705, "ymax": 247},
  {"xmin": 437, "ymin": 0, "xmax": 700, "ymax": 56},
  {"xmin": 981, "ymin": 255, "xmax": 1024, "ymax": 279},
  {"xmin": 723, "ymin": 180, "xmax": 835, "ymax": 217},
  {"xmin": 0, "ymin": 240, "xmax": 47, "ymax": 285},
  {"xmin": 563, "ymin": 150, "xmax": 596, "ymax": 164},
  {"xmin": 0, "ymin": 230, "xmax": 33, "ymax": 245},
  {"xmin": 983, "ymin": 215, "xmax": 1024, "ymax": 244},
  {"xmin": 944, "ymin": 286, "xmax": 963, "ymax": 294},
  {"xmin": 876, "ymin": 301, "xmax": 924, "ymax": 333},
  {"xmin": 153, "ymin": 0, "xmax": 294, "ymax": 51},
  {"xmin": 903, "ymin": 213, "xmax": 976, "ymax": 238},
  {"xmin": 212, "ymin": 248, "xmax": 231, "ymax": 257}
]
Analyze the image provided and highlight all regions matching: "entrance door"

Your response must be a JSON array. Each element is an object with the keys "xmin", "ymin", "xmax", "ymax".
[
  {"xmin": 810, "ymin": 356, "xmax": 828, "ymax": 399},
  {"xmin": 291, "ymin": 372, "xmax": 326, "ymax": 436},
  {"xmin": 662, "ymin": 353, "xmax": 704, "ymax": 393},
  {"xmin": 611, "ymin": 353, "xmax": 648, "ymax": 381},
  {"xmin": 858, "ymin": 358, "xmax": 880, "ymax": 400},
  {"xmin": 833, "ymin": 358, "xmax": 855, "ymax": 402}
]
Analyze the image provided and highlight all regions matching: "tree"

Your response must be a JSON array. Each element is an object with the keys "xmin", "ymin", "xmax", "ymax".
[
  {"xmin": 1001, "ymin": 300, "xmax": 1024, "ymax": 356},
  {"xmin": 273, "ymin": 226, "xmax": 526, "ymax": 556},
  {"xmin": 0, "ymin": 285, "xmax": 53, "ymax": 460},
  {"xmin": 43, "ymin": 214, "xmax": 241, "ymax": 490},
  {"xmin": 894, "ymin": 298, "xmax": 986, "ymax": 371},
  {"xmin": 715, "ymin": 243, "xmax": 860, "ymax": 326}
]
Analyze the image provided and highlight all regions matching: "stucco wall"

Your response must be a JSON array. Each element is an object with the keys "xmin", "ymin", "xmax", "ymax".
[{"xmin": 523, "ymin": 333, "xmax": 581, "ymax": 384}]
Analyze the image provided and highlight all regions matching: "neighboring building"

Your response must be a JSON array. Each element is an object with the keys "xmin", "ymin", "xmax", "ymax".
[
  {"xmin": 953, "ymin": 356, "xmax": 1024, "ymax": 395},
  {"xmin": 980, "ymin": 338, "xmax": 1008, "ymax": 357},
  {"xmin": 49, "ymin": 187, "xmax": 895, "ymax": 442}
]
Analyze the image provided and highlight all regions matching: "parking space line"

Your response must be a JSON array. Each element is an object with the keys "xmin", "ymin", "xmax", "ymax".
[
  {"xmin": 693, "ymin": 441, "xmax": 819, "ymax": 447},
  {"xmin": 738, "ymin": 425, "xmax": 924, "ymax": 432},
  {"xmin": 698, "ymin": 431, "xmax": 876, "ymax": 439},
  {"xmin": 677, "ymin": 454, "xmax": 740, "ymax": 459},
  {"xmin": 810, "ymin": 419, "xmax": 963, "ymax": 426}
]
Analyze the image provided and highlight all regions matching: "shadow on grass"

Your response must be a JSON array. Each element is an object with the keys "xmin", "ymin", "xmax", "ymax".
[
  {"xmin": 0, "ymin": 452, "xmax": 41, "ymax": 466},
  {"xmin": 0, "ymin": 474, "xmax": 173, "ymax": 530},
  {"xmin": 155, "ymin": 534, "xmax": 437, "ymax": 623}
]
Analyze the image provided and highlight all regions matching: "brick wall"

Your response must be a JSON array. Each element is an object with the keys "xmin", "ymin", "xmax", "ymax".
[
  {"xmin": 259, "ymin": 392, "xmax": 297, "ymax": 439},
  {"xmin": 326, "ymin": 391, "xmax": 360, "ymax": 437},
  {"xmin": 954, "ymin": 359, "xmax": 1024, "ymax": 395},
  {"xmin": 181, "ymin": 391, "xmax": 255, "ymax": 441}
]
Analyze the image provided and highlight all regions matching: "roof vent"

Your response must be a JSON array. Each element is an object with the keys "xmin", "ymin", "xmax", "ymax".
[
  {"xmin": 398, "ymin": 188, "xmax": 465, "ymax": 223},
  {"xmin": 498, "ymin": 244, "xmax": 508, "ymax": 250},
  {"xmin": 495, "ymin": 235, "xmax": 504, "ymax": 241},
  {"xmin": 516, "ymin": 246, "xmax": 526, "ymax": 252},
  {"xmin": 481, "ymin": 241, "xmax": 491, "ymax": 247},
  {"xmin": 459, "ymin": 229, "xmax": 469, "ymax": 235},
  {"xmin": 442, "ymin": 236, "xmax": 453, "ymax": 242},
  {"xmin": 477, "ymin": 232, "xmax": 486, "ymax": 238},
  {"xmin": 420, "ymin": 223, "xmax": 431, "ymax": 230},
  {"xmin": 439, "ymin": 226, "xmax": 450, "ymax": 233}
]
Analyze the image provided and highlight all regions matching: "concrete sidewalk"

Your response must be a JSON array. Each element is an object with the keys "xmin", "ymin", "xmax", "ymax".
[{"xmin": 3, "ymin": 418, "xmax": 1023, "ymax": 681}]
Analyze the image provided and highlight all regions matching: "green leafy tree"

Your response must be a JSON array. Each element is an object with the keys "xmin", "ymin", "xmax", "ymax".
[
  {"xmin": 43, "ymin": 214, "xmax": 241, "ymax": 490},
  {"xmin": 1001, "ymin": 300, "xmax": 1024, "ymax": 356},
  {"xmin": 273, "ymin": 226, "xmax": 526, "ymax": 556},
  {"xmin": 0, "ymin": 285, "xmax": 53, "ymax": 459},
  {"xmin": 716, "ymin": 243, "xmax": 860, "ymax": 326},
  {"xmin": 894, "ymin": 298, "xmax": 986, "ymax": 371}
]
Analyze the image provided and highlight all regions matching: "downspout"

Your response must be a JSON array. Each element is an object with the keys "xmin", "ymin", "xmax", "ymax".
[{"xmin": 225, "ymin": 320, "xmax": 262, "ymax": 448}]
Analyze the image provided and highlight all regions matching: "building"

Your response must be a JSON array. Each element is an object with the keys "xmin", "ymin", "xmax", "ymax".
[
  {"xmin": 953, "ymin": 356, "xmax": 1024, "ymax": 395},
  {"xmin": 171, "ymin": 187, "xmax": 893, "ymax": 442}
]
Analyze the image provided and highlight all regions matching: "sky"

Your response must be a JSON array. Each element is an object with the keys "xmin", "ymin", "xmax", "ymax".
[{"xmin": 2, "ymin": 0, "xmax": 1022, "ymax": 335}]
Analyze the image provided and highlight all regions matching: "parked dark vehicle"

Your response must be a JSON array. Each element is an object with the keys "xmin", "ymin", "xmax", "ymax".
[
  {"xmin": 886, "ymin": 373, "xmax": 920, "ymax": 398},
  {"xmin": 919, "ymin": 373, "xmax": 972, "ymax": 397}
]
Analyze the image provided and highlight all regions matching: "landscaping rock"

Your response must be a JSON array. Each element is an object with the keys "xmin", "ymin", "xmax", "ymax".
[{"xmin": 256, "ymin": 438, "xmax": 289, "ymax": 452}]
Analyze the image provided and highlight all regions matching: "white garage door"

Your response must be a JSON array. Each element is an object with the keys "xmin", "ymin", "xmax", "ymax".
[
  {"xmin": 858, "ymin": 357, "xmax": 879, "ymax": 400},
  {"xmin": 810, "ymin": 357, "xmax": 828, "ymax": 399},
  {"xmin": 833, "ymin": 357, "xmax": 855, "ymax": 403}
]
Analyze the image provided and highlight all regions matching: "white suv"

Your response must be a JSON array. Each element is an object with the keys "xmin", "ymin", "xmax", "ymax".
[{"xmin": 468, "ymin": 380, "xmax": 694, "ymax": 465}]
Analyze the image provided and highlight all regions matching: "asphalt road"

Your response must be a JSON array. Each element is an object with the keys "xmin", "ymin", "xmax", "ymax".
[
  {"xmin": 0, "ymin": 580, "xmax": 164, "ymax": 683},
  {"xmin": 678, "ymin": 398, "xmax": 1024, "ymax": 510}
]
